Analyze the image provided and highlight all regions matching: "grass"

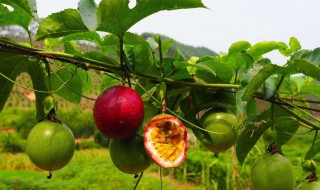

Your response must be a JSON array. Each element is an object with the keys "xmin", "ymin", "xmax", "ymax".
[{"xmin": 0, "ymin": 149, "xmax": 200, "ymax": 190}]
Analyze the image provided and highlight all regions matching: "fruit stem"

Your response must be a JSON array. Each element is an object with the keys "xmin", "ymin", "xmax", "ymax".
[
  {"xmin": 266, "ymin": 142, "xmax": 283, "ymax": 156},
  {"xmin": 133, "ymin": 172, "xmax": 144, "ymax": 190},
  {"xmin": 46, "ymin": 108, "xmax": 61, "ymax": 124},
  {"xmin": 47, "ymin": 171, "xmax": 52, "ymax": 180},
  {"xmin": 305, "ymin": 172, "xmax": 318, "ymax": 182}
]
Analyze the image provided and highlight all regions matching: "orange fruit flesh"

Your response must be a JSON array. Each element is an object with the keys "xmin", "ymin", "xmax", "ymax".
[{"xmin": 150, "ymin": 120, "xmax": 185, "ymax": 162}]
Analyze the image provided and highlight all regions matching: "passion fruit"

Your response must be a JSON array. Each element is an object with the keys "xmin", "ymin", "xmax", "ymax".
[
  {"xmin": 200, "ymin": 109, "xmax": 238, "ymax": 153},
  {"xmin": 296, "ymin": 181, "xmax": 320, "ymax": 190},
  {"xmin": 109, "ymin": 135, "xmax": 151, "ymax": 174},
  {"xmin": 93, "ymin": 85, "xmax": 144, "ymax": 139},
  {"xmin": 251, "ymin": 152, "xmax": 295, "ymax": 190},
  {"xmin": 26, "ymin": 120, "xmax": 75, "ymax": 171},
  {"xmin": 144, "ymin": 114, "xmax": 188, "ymax": 168},
  {"xmin": 302, "ymin": 160, "xmax": 317, "ymax": 172}
]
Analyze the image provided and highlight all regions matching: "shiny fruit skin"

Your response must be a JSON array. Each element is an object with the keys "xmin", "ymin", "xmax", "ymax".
[
  {"xmin": 144, "ymin": 114, "xmax": 188, "ymax": 168},
  {"xmin": 93, "ymin": 85, "xmax": 144, "ymax": 139},
  {"xmin": 109, "ymin": 135, "xmax": 151, "ymax": 174},
  {"xmin": 251, "ymin": 152, "xmax": 295, "ymax": 190},
  {"xmin": 200, "ymin": 109, "xmax": 238, "ymax": 153},
  {"xmin": 26, "ymin": 120, "xmax": 75, "ymax": 171},
  {"xmin": 296, "ymin": 181, "xmax": 320, "ymax": 190}
]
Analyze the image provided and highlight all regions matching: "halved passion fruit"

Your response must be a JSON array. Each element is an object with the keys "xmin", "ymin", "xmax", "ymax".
[{"xmin": 144, "ymin": 114, "xmax": 188, "ymax": 168}]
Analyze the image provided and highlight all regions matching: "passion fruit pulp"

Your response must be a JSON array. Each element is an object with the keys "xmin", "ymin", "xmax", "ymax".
[
  {"xmin": 93, "ymin": 85, "xmax": 144, "ymax": 139},
  {"xmin": 26, "ymin": 120, "xmax": 75, "ymax": 171},
  {"xmin": 109, "ymin": 135, "xmax": 151, "ymax": 174},
  {"xmin": 144, "ymin": 114, "xmax": 187, "ymax": 168},
  {"xmin": 251, "ymin": 152, "xmax": 295, "ymax": 190},
  {"xmin": 200, "ymin": 109, "xmax": 238, "ymax": 153}
]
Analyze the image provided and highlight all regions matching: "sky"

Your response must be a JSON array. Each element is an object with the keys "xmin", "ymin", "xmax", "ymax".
[{"xmin": 37, "ymin": 0, "xmax": 320, "ymax": 64}]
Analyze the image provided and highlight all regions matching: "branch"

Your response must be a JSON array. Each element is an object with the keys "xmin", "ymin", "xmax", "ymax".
[{"xmin": 0, "ymin": 39, "xmax": 240, "ymax": 89}]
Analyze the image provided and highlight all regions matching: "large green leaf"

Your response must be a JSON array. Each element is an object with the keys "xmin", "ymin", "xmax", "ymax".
[
  {"xmin": 236, "ymin": 109, "xmax": 272, "ymax": 165},
  {"xmin": 61, "ymin": 32, "xmax": 102, "ymax": 46},
  {"xmin": 0, "ymin": 0, "xmax": 39, "ymax": 22},
  {"xmin": 0, "ymin": 1, "xmax": 32, "ymax": 30},
  {"xmin": 0, "ymin": 49, "xmax": 49, "ymax": 121},
  {"xmin": 305, "ymin": 139, "xmax": 320, "ymax": 160},
  {"xmin": 96, "ymin": 0, "xmax": 206, "ymax": 36},
  {"xmin": 78, "ymin": 0, "xmax": 98, "ymax": 31},
  {"xmin": 47, "ymin": 66, "xmax": 83, "ymax": 104},
  {"xmin": 248, "ymin": 41, "xmax": 280, "ymax": 60},
  {"xmin": 291, "ymin": 59, "xmax": 320, "ymax": 81},
  {"xmin": 236, "ymin": 59, "xmax": 280, "ymax": 114},
  {"xmin": 307, "ymin": 48, "xmax": 320, "ymax": 67},
  {"xmin": 299, "ymin": 83, "xmax": 320, "ymax": 99},
  {"xmin": 36, "ymin": 9, "xmax": 89, "ymax": 40},
  {"xmin": 228, "ymin": 41, "xmax": 251, "ymax": 55},
  {"xmin": 274, "ymin": 116, "xmax": 300, "ymax": 147},
  {"xmin": 174, "ymin": 61, "xmax": 216, "ymax": 76},
  {"xmin": 103, "ymin": 32, "xmax": 160, "ymax": 75}
]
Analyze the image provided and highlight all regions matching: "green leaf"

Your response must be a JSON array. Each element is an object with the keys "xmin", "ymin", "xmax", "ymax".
[
  {"xmin": 0, "ymin": 49, "xmax": 49, "ymax": 121},
  {"xmin": 274, "ymin": 116, "xmax": 300, "ymax": 147},
  {"xmin": 236, "ymin": 109, "xmax": 272, "ymax": 165},
  {"xmin": 299, "ymin": 83, "xmax": 320, "ymax": 99},
  {"xmin": 263, "ymin": 75, "xmax": 281, "ymax": 99},
  {"xmin": 236, "ymin": 59, "xmax": 280, "ymax": 114},
  {"xmin": 0, "ymin": 1, "xmax": 32, "ymax": 30},
  {"xmin": 307, "ymin": 48, "xmax": 320, "ymax": 67},
  {"xmin": 226, "ymin": 53, "xmax": 254, "ymax": 72},
  {"xmin": 228, "ymin": 41, "xmax": 251, "ymax": 55},
  {"xmin": 48, "ymin": 67, "xmax": 83, "ymax": 104},
  {"xmin": 289, "ymin": 37, "xmax": 301, "ymax": 53},
  {"xmin": 96, "ymin": 0, "xmax": 205, "ymax": 36},
  {"xmin": 248, "ymin": 41, "xmax": 280, "ymax": 60},
  {"xmin": 291, "ymin": 59, "xmax": 320, "ymax": 81},
  {"xmin": 305, "ymin": 140, "xmax": 320, "ymax": 160},
  {"xmin": 100, "ymin": 73, "xmax": 120, "ymax": 92},
  {"xmin": 36, "ymin": 9, "xmax": 88, "ymax": 41},
  {"xmin": 78, "ymin": 0, "xmax": 98, "ymax": 31},
  {"xmin": 1, "ymin": 0, "xmax": 39, "ymax": 22},
  {"xmin": 162, "ymin": 39, "xmax": 174, "ymax": 56},
  {"xmin": 174, "ymin": 61, "xmax": 215, "ymax": 76},
  {"xmin": 103, "ymin": 32, "xmax": 160, "ymax": 75},
  {"xmin": 61, "ymin": 32, "xmax": 102, "ymax": 46}
]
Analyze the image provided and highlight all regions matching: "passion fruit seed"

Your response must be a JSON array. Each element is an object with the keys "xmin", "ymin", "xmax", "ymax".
[
  {"xmin": 93, "ymin": 85, "xmax": 144, "ymax": 139},
  {"xmin": 144, "ymin": 114, "xmax": 187, "ymax": 168}
]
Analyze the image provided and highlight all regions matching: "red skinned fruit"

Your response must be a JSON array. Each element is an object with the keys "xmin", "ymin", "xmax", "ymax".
[
  {"xmin": 93, "ymin": 85, "xmax": 144, "ymax": 139},
  {"xmin": 144, "ymin": 114, "xmax": 188, "ymax": 168}
]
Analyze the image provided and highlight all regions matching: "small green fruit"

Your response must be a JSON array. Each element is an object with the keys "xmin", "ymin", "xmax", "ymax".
[
  {"xmin": 251, "ymin": 152, "xmax": 295, "ymax": 190},
  {"xmin": 110, "ymin": 135, "xmax": 151, "ymax": 174},
  {"xmin": 200, "ymin": 109, "xmax": 238, "ymax": 153},
  {"xmin": 302, "ymin": 160, "xmax": 317, "ymax": 172},
  {"xmin": 26, "ymin": 120, "xmax": 75, "ymax": 171}
]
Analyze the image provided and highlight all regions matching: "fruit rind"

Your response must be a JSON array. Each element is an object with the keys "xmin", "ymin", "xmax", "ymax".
[
  {"xmin": 296, "ymin": 181, "xmax": 320, "ymax": 190},
  {"xmin": 26, "ymin": 120, "xmax": 75, "ymax": 171},
  {"xmin": 200, "ymin": 110, "xmax": 238, "ymax": 153},
  {"xmin": 251, "ymin": 152, "xmax": 295, "ymax": 190},
  {"xmin": 109, "ymin": 135, "xmax": 151, "ymax": 174},
  {"xmin": 93, "ymin": 85, "xmax": 144, "ymax": 139},
  {"xmin": 144, "ymin": 114, "xmax": 188, "ymax": 168}
]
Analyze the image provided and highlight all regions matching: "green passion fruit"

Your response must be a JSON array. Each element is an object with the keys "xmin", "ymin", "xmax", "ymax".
[
  {"xmin": 109, "ymin": 135, "xmax": 151, "ymax": 174},
  {"xmin": 26, "ymin": 120, "xmax": 75, "ymax": 171},
  {"xmin": 296, "ymin": 181, "xmax": 320, "ymax": 190},
  {"xmin": 144, "ymin": 114, "xmax": 188, "ymax": 168},
  {"xmin": 251, "ymin": 152, "xmax": 295, "ymax": 190},
  {"xmin": 93, "ymin": 85, "xmax": 144, "ymax": 139},
  {"xmin": 302, "ymin": 160, "xmax": 317, "ymax": 172},
  {"xmin": 200, "ymin": 109, "xmax": 238, "ymax": 153}
]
